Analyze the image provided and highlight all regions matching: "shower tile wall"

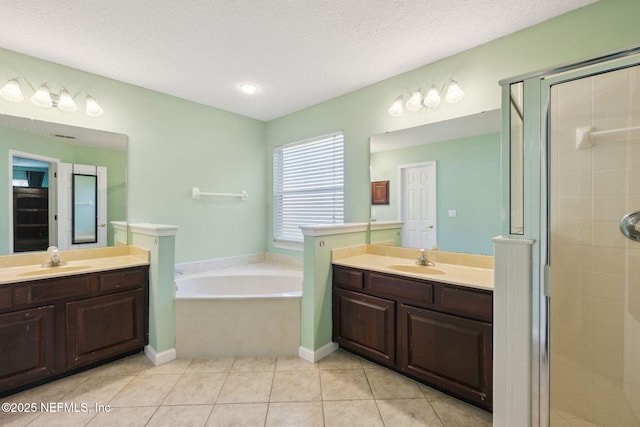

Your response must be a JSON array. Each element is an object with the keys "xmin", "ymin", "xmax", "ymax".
[{"xmin": 550, "ymin": 66, "xmax": 640, "ymax": 426}]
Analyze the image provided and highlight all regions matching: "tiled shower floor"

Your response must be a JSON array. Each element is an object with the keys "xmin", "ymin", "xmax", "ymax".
[{"xmin": 0, "ymin": 349, "xmax": 492, "ymax": 427}]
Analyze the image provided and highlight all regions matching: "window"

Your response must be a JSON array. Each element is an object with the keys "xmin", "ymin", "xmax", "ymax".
[{"xmin": 273, "ymin": 132, "xmax": 344, "ymax": 245}]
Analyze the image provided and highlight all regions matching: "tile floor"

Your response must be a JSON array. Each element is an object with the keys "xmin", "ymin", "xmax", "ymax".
[{"xmin": 0, "ymin": 349, "xmax": 492, "ymax": 427}]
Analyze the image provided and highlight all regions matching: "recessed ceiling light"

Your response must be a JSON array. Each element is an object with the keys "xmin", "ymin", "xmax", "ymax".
[{"xmin": 239, "ymin": 83, "xmax": 259, "ymax": 95}]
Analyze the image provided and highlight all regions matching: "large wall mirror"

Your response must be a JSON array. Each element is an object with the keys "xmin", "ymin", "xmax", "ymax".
[
  {"xmin": 369, "ymin": 110, "xmax": 501, "ymax": 255},
  {"xmin": 0, "ymin": 114, "xmax": 127, "ymax": 255}
]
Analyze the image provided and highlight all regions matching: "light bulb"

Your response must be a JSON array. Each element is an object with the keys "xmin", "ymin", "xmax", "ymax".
[
  {"xmin": 405, "ymin": 90, "xmax": 422, "ymax": 112},
  {"xmin": 239, "ymin": 83, "xmax": 258, "ymax": 94},
  {"xmin": 85, "ymin": 95, "xmax": 104, "ymax": 117},
  {"xmin": 0, "ymin": 79, "xmax": 24, "ymax": 102},
  {"xmin": 388, "ymin": 96, "xmax": 403, "ymax": 117},
  {"xmin": 57, "ymin": 88, "xmax": 77, "ymax": 112},
  {"xmin": 445, "ymin": 80, "xmax": 464, "ymax": 104},
  {"xmin": 31, "ymin": 84, "xmax": 53, "ymax": 108},
  {"xmin": 423, "ymin": 85, "xmax": 441, "ymax": 109}
]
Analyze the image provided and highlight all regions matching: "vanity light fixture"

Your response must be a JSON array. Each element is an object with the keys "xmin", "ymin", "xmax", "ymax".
[
  {"xmin": 0, "ymin": 79, "xmax": 24, "ymax": 102},
  {"xmin": 0, "ymin": 78, "xmax": 104, "ymax": 117},
  {"xmin": 388, "ymin": 95, "xmax": 404, "ymax": 117},
  {"xmin": 388, "ymin": 79, "xmax": 464, "ymax": 117}
]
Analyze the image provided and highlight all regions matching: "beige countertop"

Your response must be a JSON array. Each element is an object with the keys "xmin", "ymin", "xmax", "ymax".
[
  {"xmin": 0, "ymin": 246, "xmax": 149, "ymax": 285},
  {"xmin": 332, "ymin": 245, "xmax": 493, "ymax": 291}
]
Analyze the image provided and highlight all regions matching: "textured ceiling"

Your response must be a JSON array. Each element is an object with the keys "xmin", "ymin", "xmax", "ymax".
[{"xmin": 0, "ymin": 0, "xmax": 595, "ymax": 121}]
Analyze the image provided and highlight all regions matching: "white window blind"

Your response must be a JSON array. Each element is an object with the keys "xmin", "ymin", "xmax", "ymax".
[{"xmin": 273, "ymin": 132, "xmax": 344, "ymax": 244}]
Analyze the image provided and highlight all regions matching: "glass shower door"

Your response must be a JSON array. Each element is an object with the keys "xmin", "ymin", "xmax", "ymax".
[{"xmin": 549, "ymin": 64, "xmax": 640, "ymax": 426}]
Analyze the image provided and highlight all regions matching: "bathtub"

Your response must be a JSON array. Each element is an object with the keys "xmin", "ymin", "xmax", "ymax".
[{"xmin": 174, "ymin": 262, "xmax": 302, "ymax": 358}]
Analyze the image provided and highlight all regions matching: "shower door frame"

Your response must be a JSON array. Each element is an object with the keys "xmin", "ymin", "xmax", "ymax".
[{"xmin": 537, "ymin": 51, "xmax": 640, "ymax": 426}]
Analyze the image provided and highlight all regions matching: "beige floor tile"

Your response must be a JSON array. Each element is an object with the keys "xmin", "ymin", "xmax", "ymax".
[
  {"xmin": 418, "ymin": 383, "xmax": 451, "ymax": 400},
  {"xmin": 146, "ymin": 405, "xmax": 213, "ymax": 427},
  {"xmin": 89, "ymin": 353, "xmax": 153, "ymax": 377},
  {"xmin": 5, "ymin": 373, "xmax": 89, "ymax": 403},
  {"xmin": 207, "ymin": 403, "xmax": 268, "ymax": 427},
  {"xmin": 85, "ymin": 406, "xmax": 157, "ymax": 426},
  {"xmin": 163, "ymin": 373, "xmax": 227, "ymax": 405},
  {"xmin": 63, "ymin": 375, "xmax": 135, "ymax": 405},
  {"xmin": 217, "ymin": 371, "xmax": 273, "ymax": 403},
  {"xmin": 139, "ymin": 358, "xmax": 192, "ymax": 375},
  {"xmin": 318, "ymin": 350, "xmax": 363, "ymax": 370},
  {"xmin": 0, "ymin": 410, "xmax": 41, "ymax": 427},
  {"xmin": 323, "ymin": 400, "xmax": 384, "ymax": 427},
  {"xmin": 365, "ymin": 367, "xmax": 423, "ymax": 399},
  {"xmin": 109, "ymin": 374, "xmax": 181, "ymax": 407},
  {"xmin": 186, "ymin": 358, "xmax": 236, "ymax": 373},
  {"xmin": 376, "ymin": 398, "xmax": 444, "ymax": 427},
  {"xmin": 231, "ymin": 357, "xmax": 276, "ymax": 372},
  {"xmin": 266, "ymin": 401, "xmax": 324, "ymax": 427},
  {"xmin": 320, "ymin": 369, "xmax": 373, "ymax": 400},
  {"xmin": 276, "ymin": 356, "xmax": 318, "ymax": 371},
  {"xmin": 25, "ymin": 408, "xmax": 97, "ymax": 427},
  {"xmin": 270, "ymin": 370, "xmax": 321, "ymax": 402},
  {"xmin": 429, "ymin": 395, "xmax": 492, "ymax": 427}
]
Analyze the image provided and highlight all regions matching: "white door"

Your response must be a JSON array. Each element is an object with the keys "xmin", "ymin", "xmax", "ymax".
[
  {"xmin": 57, "ymin": 163, "xmax": 107, "ymax": 249},
  {"xmin": 400, "ymin": 161, "xmax": 436, "ymax": 249}
]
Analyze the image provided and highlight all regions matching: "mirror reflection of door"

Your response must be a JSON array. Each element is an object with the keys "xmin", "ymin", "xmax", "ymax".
[
  {"xmin": 72, "ymin": 174, "xmax": 97, "ymax": 244},
  {"xmin": 10, "ymin": 153, "xmax": 58, "ymax": 253},
  {"xmin": 57, "ymin": 163, "xmax": 107, "ymax": 249},
  {"xmin": 400, "ymin": 161, "xmax": 437, "ymax": 249}
]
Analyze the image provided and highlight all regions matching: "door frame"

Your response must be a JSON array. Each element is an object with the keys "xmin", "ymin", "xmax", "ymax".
[
  {"xmin": 7, "ymin": 150, "xmax": 59, "ymax": 253},
  {"xmin": 397, "ymin": 161, "xmax": 437, "ymax": 249}
]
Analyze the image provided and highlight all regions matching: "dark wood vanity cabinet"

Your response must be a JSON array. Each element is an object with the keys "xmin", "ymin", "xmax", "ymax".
[
  {"xmin": 332, "ymin": 265, "xmax": 493, "ymax": 410},
  {"xmin": 0, "ymin": 266, "xmax": 148, "ymax": 395}
]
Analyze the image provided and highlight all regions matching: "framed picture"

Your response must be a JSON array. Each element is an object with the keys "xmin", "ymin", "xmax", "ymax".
[{"xmin": 371, "ymin": 180, "xmax": 389, "ymax": 205}]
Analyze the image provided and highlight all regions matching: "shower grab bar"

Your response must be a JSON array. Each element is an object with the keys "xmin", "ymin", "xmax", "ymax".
[
  {"xmin": 576, "ymin": 125, "xmax": 640, "ymax": 149},
  {"xmin": 192, "ymin": 187, "xmax": 248, "ymax": 200}
]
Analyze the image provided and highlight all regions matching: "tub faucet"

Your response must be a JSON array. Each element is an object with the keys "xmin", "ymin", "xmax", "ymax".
[
  {"xmin": 42, "ymin": 246, "xmax": 66, "ymax": 267},
  {"xmin": 416, "ymin": 249, "xmax": 434, "ymax": 266}
]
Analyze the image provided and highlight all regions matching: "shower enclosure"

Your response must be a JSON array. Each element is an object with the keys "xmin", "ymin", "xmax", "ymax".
[{"xmin": 547, "ymin": 61, "xmax": 640, "ymax": 426}]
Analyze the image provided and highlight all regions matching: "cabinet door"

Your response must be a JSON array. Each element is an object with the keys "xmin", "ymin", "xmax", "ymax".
[
  {"xmin": 333, "ymin": 288, "xmax": 395, "ymax": 365},
  {"xmin": 66, "ymin": 289, "xmax": 144, "ymax": 369},
  {"xmin": 0, "ymin": 305, "xmax": 56, "ymax": 390},
  {"xmin": 399, "ymin": 304, "xmax": 492, "ymax": 409}
]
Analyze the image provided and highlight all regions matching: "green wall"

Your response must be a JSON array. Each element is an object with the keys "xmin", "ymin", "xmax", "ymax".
[
  {"xmin": 266, "ymin": 0, "xmax": 640, "ymax": 255},
  {"xmin": 370, "ymin": 133, "xmax": 500, "ymax": 255},
  {"xmin": 1, "ymin": 0, "xmax": 639, "ymax": 263},
  {"xmin": 0, "ymin": 49, "xmax": 266, "ymax": 263}
]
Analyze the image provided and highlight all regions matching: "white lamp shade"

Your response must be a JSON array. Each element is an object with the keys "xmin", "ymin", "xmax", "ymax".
[
  {"xmin": 445, "ymin": 80, "xmax": 464, "ymax": 104},
  {"xmin": 0, "ymin": 79, "xmax": 24, "ymax": 102},
  {"xmin": 423, "ymin": 85, "xmax": 441, "ymax": 109},
  {"xmin": 85, "ymin": 96, "xmax": 104, "ymax": 117},
  {"xmin": 31, "ymin": 84, "xmax": 53, "ymax": 108},
  {"xmin": 57, "ymin": 88, "xmax": 77, "ymax": 112},
  {"xmin": 388, "ymin": 96, "xmax": 404, "ymax": 117},
  {"xmin": 405, "ymin": 90, "xmax": 422, "ymax": 112}
]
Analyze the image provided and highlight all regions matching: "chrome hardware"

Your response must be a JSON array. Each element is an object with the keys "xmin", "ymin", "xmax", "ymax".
[{"xmin": 620, "ymin": 211, "xmax": 640, "ymax": 242}]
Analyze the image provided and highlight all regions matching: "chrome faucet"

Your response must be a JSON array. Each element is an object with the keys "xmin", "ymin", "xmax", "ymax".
[
  {"xmin": 416, "ymin": 249, "xmax": 434, "ymax": 266},
  {"xmin": 42, "ymin": 246, "xmax": 66, "ymax": 267}
]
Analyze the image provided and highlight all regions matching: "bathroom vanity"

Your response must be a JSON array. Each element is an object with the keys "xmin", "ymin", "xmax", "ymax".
[
  {"xmin": 332, "ymin": 245, "xmax": 493, "ymax": 410},
  {"xmin": 0, "ymin": 246, "xmax": 149, "ymax": 395}
]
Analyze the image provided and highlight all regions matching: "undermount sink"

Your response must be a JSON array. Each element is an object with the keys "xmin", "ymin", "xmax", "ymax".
[
  {"xmin": 388, "ymin": 264, "xmax": 445, "ymax": 275},
  {"xmin": 18, "ymin": 265, "xmax": 91, "ymax": 277}
]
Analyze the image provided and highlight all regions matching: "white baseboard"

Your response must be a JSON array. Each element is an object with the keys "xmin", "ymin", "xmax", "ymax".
[
  {"xmin": 298, "ymin": 342, "xmax": 338, "ymax": 363},
  {"xmin": 144, "ymin": 345, "xmax": 177, "ymax": 366}
]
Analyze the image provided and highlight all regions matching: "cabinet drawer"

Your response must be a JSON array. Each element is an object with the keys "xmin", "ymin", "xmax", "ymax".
[
  {"xmin": 28, "ymin": 274, "xmax": 97, "ymax": 304},
  {"xmin": 100, "ymin": 267, "xmax": 145, "ymax": 292},
  {"xmin": 436, "ymin": 285, "xmax": 493, "ymax": 322},
  {"xmin": 333, "ymin": 266, "xmax": 364, "ymax": 290},
  {"xmin": 367, "ymin": 272, "xmax": 433, "ymax": 305}
]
